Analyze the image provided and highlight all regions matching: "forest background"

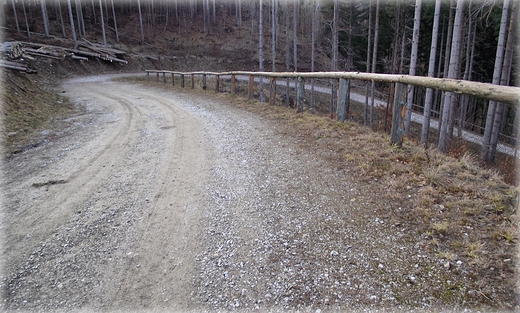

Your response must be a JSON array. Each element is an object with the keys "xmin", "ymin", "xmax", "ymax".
[{"xmin": 1, "ymin": 0, "xmax": 518, "ymax": 167}]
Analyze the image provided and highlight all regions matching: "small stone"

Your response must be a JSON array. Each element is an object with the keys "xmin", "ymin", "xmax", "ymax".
[
  {"xmin": 331, "ymin": 250, "xmax": 339, "ymax": 258},
  {"xmin": 456, "ymin": 260, "xmax": 463, "ymax": 266},
  {"xmin": 444, "ymin": 262, "xmax": 451, "ymax": 270},
  {"xmin": 378, "ymin": 263, "xmax": 384, "ymax": 269}
]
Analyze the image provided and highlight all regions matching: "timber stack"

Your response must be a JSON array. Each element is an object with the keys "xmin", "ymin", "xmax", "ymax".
[
  {"xmin": 0, "ymin": 39, "xmax": 128, "ymax": 73},
  {"xmin": 0, "ymin": 42, "xmax": 35, "ymax": 73}
]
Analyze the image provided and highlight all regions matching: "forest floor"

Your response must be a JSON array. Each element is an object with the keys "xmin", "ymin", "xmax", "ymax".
[{"xmin": 1, "ymin": 61, "xmax": 519, "ymax": 311}]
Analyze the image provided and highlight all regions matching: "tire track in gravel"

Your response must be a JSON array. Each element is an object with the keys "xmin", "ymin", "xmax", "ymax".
[
  {"xmin": 92, "ymin": 85, "xmax": 210, "ymax": 310},
  {"xmin": 1, "ymin": 78, "xmax": 210, "ymax": 311},
  {"xmin": 1, "ymin": 84, "xmax": 145, "ymax": 273}
]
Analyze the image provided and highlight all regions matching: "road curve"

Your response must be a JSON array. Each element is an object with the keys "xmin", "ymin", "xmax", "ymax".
[{"xmin": 1, "ymin": 75, "xmax": 210, "ymax": 311}]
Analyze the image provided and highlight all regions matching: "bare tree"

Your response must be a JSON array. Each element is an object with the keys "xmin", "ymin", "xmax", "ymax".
[
  {"xmin": 331, "ymin": 0, "xmax": 339, "ymax": 118},
  {"xmin": 488, "ymin": 0, "xmax": 517, "ymax": 163},
  {"xmin": 99, "ymin": 0, "xmax": 107, "ymax": 45},
  {"xmin": 438, "ymin": 0, "xmax": 465, "ymax": 153},
  {"xmin": 404, "ymin": 0, "xmax": 422, "ymax": 135},
  {"xmin": 364, "ymin": 0, "xmax": 373, "ymax": 125},
  {"xmin": 259, "ymin": 0, "xmax": 266, "ymax": 102},
  {"xmin": 111, "ymin": 0, "xmax": 119, "ymax": 42},
  {"xmin": 285, "ymin": 2, "xmax": 290, "ymax": 107},
  {"xmin": 137, "ymin": 0, "xmax": 144, "ymax": 44},
  {"xmin": 22, "ymin": 0, "xmax": 31, "ymax": 40},
  {"xmin": 41, "ymin": 0, "xmax": 50, "ymax": 37},
  {"xmin": 369, "ymin": 0, "xmax": 380, "ymax": 128},
  {"xmin": 481, "ymin": 0, "xmax": 511, "ymax": 163},
  {"xmin": 271, "ymin": 0, "xmax": 276, "ymax": 72},
  {"xmin": 11, "ymin": 0, "xmax": 20, "ymax": 32},
  {"xmin": 56, "ymin": 0, "xmax": 66, "ymax": 38},
  {"xmin": 293, "ymin": 0, "xmax": 298, "ymax": 72},
  {"xmin": 421, "ymin": 0, "xmax": 441, "ymax": 145},
  {"xmin": 310, "ymin": 0, "xmax": 319, "ymax": 111},
  {"xmin": 67, "ymin": 0, "xmax": 78, "ymax": 49}
]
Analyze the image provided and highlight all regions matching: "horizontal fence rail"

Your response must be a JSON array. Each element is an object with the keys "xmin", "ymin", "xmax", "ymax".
[
  {"xmin": 145, "ymin": 70, "xmax": 520, "ymax": 105},
  {"xmin": 144, "ymin": 70, "xmax": 520, "ymax": 156}
]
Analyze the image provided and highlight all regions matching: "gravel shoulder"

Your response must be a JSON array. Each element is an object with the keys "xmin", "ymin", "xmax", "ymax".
[{"xmin": 1, "ymin": 75, "xmax": 517, "ymax": 312}]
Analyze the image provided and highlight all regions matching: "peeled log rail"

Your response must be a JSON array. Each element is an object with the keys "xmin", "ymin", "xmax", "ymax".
[{"xmin": 146, "ymin": 70, "xmax": 520, "ymax": 106}]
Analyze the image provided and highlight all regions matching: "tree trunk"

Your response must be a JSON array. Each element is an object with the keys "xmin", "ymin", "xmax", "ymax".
[
  {"xmin": 364, "ymin": 0, "xmax": 373, "ymax": 126},
  {"xmin": 22, "ymin": 0, "xmax": 31, "ymax": 40},
  {"xmin": 41, "ymin": 0, "xmax": 50, "ymax": 37},
  {"xmin": 271, "ymin": 0, "xmax": 276, "ymax": 72},
  {"xmin": 438, "ymin": 0, "xmax": 465, "ymax": 153},
  {"xmin": 437, "ymin": 0, "xmax": 455, "ymax": 142},
  {"xmin": 259, "ymin": 0, "xmax": 265, "ymax": 102},
  {"xmin": 369, "ymin": 0, "xmax": 380, "ymax": 128},
  {"xmin": 310, "ymin": 0, "xmax": 318, "ymax": 111},
  {"xmin": 12, "ymin": 0, "xmax": 20, "ymax": 32},
  {"xmin": 75, "ymin": 0, "xmax": 85, "ymax": 38},
  {"xmin": 404, "ymin": 0, "xmax": 422, "ymax": 135},
  {"xmin": 481, "ymin": 0, "xmax": 511, "ymax": 163},
  {"xmin": 236, "ymin": 0, "xmax": 242, "ymax": 27},
  {"xmin": 421, "ymin": 0, "xmax": 441, "ymax": 145},
  {"xmin": 488, "ymin": 0, "xmax": 517, "ymax": 163},
  {"xmin": 285, "ymin": 2, "xmax": 290, "ymax": 107},
  {"xmin": 385, "ymin": 0, "xmax": 402, "ymax": 132},
  {"xmin": 67, "ymin": 0, "xmax": 77, "ymax": 49},
  {"xmin": 137, "ymin": 0, "xmax": 144, "ymax": 44},
  {"xmin": 56, "ymin": 0, "xmax": 66, "ymax": 38},
  {"xmin": 111, "ymin": 0, "xmax": 119, "ymax": 42},
  {"xmin": 458, "ymin": 1, "xmax": 476, "ymax": 134},
  {"xmin": 99, "ymin": 0, "xmax": 106, "ymax": 45},
  {"xmin": 331, "ymin": 0, "xmax": 339, "ymax": 119},
  {"xmin": 293, "ymin": 0, "xmax": 298, "ymax": 72}
]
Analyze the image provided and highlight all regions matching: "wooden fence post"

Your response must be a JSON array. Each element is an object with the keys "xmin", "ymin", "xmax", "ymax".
[
  {"xmin": 296, "ymin": 76, "xmax": 305, "ymax": 112},
  {"xmin": 147, "ymin": 72, "xmax": 149, "ymax": 79},
  {"xmin": 231, "ymin": 74, "xmax": 236, "ymax": 95},
  {"xmin": 172, "ymin": 73, "xmax": 174, "ymax": 86},
  {"xmin": 202, "ymin": 74, "xmax": 207, "ymax": 90},
  {"xmin": 248, "ymin": 75, "xmax": 254, "ymax": 99},
  {"xmin": 215, "ymin": 75, "xmax": 220, "ymax": 92},
  {"xmin": 163, "ymin": 72, "xmax": 166, "ymax": 83},
  {"xmin": 269, "ymin": 77, "xmax": 276, "ymax": 106},
  {"xmin": 391, "ymin": 82, "xmax": 407, "ymax": 146},
  {"xmin": 337, "ymin": 78, "xmax": 350, "ymax": 122},
  {"xmin": 156, "ymin": 72, "xmax": 159, "ymax": 82},
  {"xmin": 181, "ymin": 74, "xmax": 185, "ymax": 88},
  {"xmin": 191, "ymin": 74, "xmax": 195, "ymax": 89}
]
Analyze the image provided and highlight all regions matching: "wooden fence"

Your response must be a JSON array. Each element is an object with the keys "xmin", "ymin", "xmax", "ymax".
[{"xmin": 144, "ymin": 70, "xmax": 520, "ymax": 149}]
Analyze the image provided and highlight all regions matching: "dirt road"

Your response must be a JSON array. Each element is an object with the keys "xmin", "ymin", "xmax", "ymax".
[
  {"xmin": 1, "ymin": 75, "xmax": 212, "ymax": 311},
  {"xmin": 1, "ymin": 75, "xmax": 514, "ymax": 312}
]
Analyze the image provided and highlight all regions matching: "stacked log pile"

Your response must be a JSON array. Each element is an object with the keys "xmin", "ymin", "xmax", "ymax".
[
  {"xmin": 0, "ymin": 42, "xmax": 35, "ymax": 73},
  {"xmin": 0, "ymin": 39, "xmax": 128, "ymax": 72},
  {"xmin": 1, "ymin": 42, "xmax": 23, "ymax": 59}
]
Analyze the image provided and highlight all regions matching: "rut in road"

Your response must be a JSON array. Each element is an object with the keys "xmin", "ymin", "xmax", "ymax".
[{"xmin": 1, "ymin": 76, "xmax": 210, "ymax": 311}]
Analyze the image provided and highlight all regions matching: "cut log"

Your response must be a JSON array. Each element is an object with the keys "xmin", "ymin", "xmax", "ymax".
[
  {"xmin": 23, "ymin": 47, "xmax": 66, "ymax": 58},
  {"xmin": 0, "ymin": 60, "xmax": 37, "ymax": 73},
  {"xmin": 71, "ymin": 54, "xmax": 89, "ymax": 61},
  {"xmin": 1, "ymin": 42, "xmax": 23, "ymax": 59}
]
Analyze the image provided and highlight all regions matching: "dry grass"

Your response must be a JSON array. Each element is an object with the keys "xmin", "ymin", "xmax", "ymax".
[{"xmin": 1, "ymin": 71, "xmax": 77, "ymax": 154}]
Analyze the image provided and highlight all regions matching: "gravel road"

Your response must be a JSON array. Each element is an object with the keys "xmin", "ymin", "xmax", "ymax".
[{"xmin": 0, "ymin": 75, "xmax": 496, "ymax": 312}]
